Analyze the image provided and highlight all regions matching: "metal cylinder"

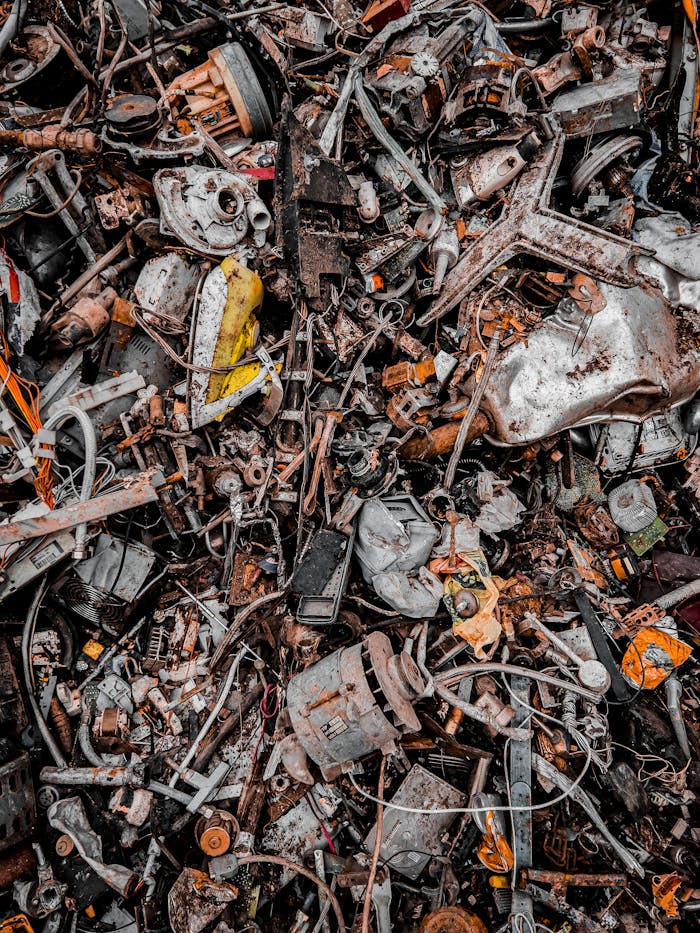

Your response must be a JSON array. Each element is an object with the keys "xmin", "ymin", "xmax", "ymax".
[
  {"xmin": 39, "ymin": 764, "xmax": 146, "ymax": 787},
  {"xmin": 287, "ymin": 632, "xmax": 425, "ymax": 779},
  {"xmin": 0, "ymin": 126, "xmax": 102, "ymax": 153},
  {"xmin": 195, "ymin": 809, "xmax": 240, "ymax": 856}
]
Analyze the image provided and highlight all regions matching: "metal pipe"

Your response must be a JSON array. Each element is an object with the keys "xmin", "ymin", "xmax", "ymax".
[
  {"xmin": 656, "ymin": 578, "xmax": 700, "ymax": 609},
  {"xmin": 77, "ymin": 717, "xmax": 106, "ymax": 768},
  {"xmin": 169, "ymin": 649, "xmax": 244, "ymax": 781},
  {"xmin": 43, "ymin": 405, "xmax": 98, "ymax": 559},
  {"xmin": 433, "ymin": 682, "xmax": 532, "ymax": 740},
  {"xmin": 434, "ymin": 663, "xmax": 601, "ymax": 703},
  {"xmin": 49, "ymin": 234, "xmax": 129, "ymax": 316},
  {"xmin": 0, "ymin": 469, "xmax": 166, "ymax": 546},
  {"xmin": 0, "ymin": 0, "xmax": 27, "ymax": 60},
  {"xmin": 40, "ymin": 765, "xmax": 145, "ymax": 787}
]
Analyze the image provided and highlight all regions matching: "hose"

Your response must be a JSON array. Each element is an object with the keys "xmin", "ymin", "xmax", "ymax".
[
  {"xmin": 43, "ymin": 405, "xmax": 97, "ymax": 559},
  {"xmin": 22, "ymin": 581, "xmax": 67, "ymax": 768},
  {"xmin": 77, "ymin": 717, "xmax": 105, "ymax": 767},
  {"xmin": 496, "ymin": 18, "xmax": 553, "ymax": 33},
  {"xmin": 434, "ymin": 663, "xmax": 602, "ymax": 703},
  {"xmin": 0, "ymin": 0, "xmax": 28, "ymax": 61},
  {"xmin": 353, "ymin": 76, "xmax": 446, "ymax": 212},
  {"xmin": 656, "ymin": 578, "xmax": 700, "ymax": 610}
]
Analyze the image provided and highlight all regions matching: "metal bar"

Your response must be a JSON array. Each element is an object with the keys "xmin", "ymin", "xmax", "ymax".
[{"xmin": 0, "ymin": 470, "xmax": 166, "ymax": 546}]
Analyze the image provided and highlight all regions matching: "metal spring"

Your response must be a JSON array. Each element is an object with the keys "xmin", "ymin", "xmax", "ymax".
[
  {"xmin": 61, "ymin": 578, "xmax": 124, "ymax": 625},
  {"xmin": 145, "ymin": 624, "xmax": 170, "ymax": 669},
  {"xmin": 492, "ymin": 886, "xmax": 512, "ymax": 915}
]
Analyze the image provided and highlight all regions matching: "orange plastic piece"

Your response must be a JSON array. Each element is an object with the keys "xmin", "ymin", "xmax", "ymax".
[{"xmin": 621, "ymin": 628, "xmax": 693, "ymax": 689}]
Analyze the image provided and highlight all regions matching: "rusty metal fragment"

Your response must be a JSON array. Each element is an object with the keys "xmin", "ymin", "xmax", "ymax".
[{"xmin": 0, "ymin": 3, "xmax": 697, "ymax": 932}]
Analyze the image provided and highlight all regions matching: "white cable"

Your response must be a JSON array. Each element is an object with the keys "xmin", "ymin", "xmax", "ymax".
[{"xmin": 349, "ymin": 737, "xmax": 592, "ymax": 815}]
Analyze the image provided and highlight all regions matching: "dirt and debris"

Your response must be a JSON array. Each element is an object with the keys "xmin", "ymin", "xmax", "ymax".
[{"xmin": 0, "ymin": 1, "xmax": 698, "ymax": 932}]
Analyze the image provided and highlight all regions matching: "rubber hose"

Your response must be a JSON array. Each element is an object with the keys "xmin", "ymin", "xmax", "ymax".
[
  {"xmin": 22, "ymin": 581, "xmax": 67, "ymax": 767},
  {"xmin": 44, "ymin": 405, "xmax": 98, "ymax": 558},
  {"xmin": 0, "ymin": 0, "xmax": 28, "ymax": 60}
]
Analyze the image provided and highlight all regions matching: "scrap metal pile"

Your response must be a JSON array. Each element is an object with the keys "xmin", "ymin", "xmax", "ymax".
[{"xmin": 0, "ymin": 0, "xmax": 699, "ymax": 931}]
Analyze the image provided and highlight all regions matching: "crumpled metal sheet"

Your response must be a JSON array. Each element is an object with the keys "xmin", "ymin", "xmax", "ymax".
[
  {"xmin": 47, "ymin": 797, "xmax": 141, "ymax": 897},
  {"xmin": 1, "ymin": 2, "xmax": 699, "ymax": 931}
]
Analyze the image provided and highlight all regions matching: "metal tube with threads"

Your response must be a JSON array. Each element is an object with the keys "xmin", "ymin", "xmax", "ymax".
[{"xmin": 0, "ymin": 126, "xmax": 102, "ymax": 153}]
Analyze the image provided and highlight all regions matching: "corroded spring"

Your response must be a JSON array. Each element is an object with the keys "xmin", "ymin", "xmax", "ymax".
[{"xmin": 49, "ymin": 697, "xmax": 73, "ymax": 755}]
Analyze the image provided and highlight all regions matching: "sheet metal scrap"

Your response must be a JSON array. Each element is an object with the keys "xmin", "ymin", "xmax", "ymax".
[{"xmin": 0, "ymin": 1, "xmax": 698, "ymax": 932}]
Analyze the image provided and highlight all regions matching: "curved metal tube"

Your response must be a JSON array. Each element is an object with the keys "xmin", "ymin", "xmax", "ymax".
[
  {"xmin": 44, "ymin": 405, "xmax": 98, "ymax": 559},
  {"xmin": 0, "ymin": 0, "xmax": 28, "ymax": 61},
  {"xmin": 22, "ymin": 581, "xmax": 67, "ymax": 767}
]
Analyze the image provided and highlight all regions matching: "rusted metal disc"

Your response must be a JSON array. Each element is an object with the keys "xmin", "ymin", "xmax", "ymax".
[
  {"xmin": 105, "ymin": 95, "xmax": 161, "ymax": 139},
  {"xmin": 198, "ymin": 826, "xmax": 231, "ymax": 856},
  {"xmin": 195, "ymin": 810, "xmax": 240, "ymax": 856},
  {"xmin": 55, "ymin": 834, "xmax": 74, "ymax": 857},
  {"xmin": 419, "ymin": 907, "xmax": 488, "ymax": 933}
]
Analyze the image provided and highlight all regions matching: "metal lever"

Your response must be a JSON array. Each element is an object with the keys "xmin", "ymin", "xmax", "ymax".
[{"xmin": 371, "ymin": 874, "xmax": 393, "ymax": 933}]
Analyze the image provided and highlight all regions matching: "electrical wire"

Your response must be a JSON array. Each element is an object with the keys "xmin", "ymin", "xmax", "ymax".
[
  {"xmin": 22, "ymin": 579, "xmax": 67, "ymax": 767},
  {"xmin": 348, "ymin": 737, "xmax": 593, "ymax": 815},
  {"xmin": 361, "ymin": 755, "xmax": 386, "ymax": 933},
  {"xmin": 0, "ymin": 330, "xmax": 54, "ymax": 505},
  {"xmin": 235, "ymin": 855, "xmax": 346, "ymax": 933},
  {"xmin": 43, "ymin": 406, "xmax": 98, "ymax": 557},
  {"xmin": 25, "ymin": 169, "xmax": 83, "ymax": 218},
  {"xmin": 252, "ymin": 683, "xmax": 279, "ymax": 763},
  {"xmin": 306, "ymin": 790, "xmax": 336, "ymax": 855}
]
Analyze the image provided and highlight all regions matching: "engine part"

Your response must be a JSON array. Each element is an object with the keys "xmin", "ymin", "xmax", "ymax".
[
  {"xmin": 0, "ymin": 26, "xmax": 61, "ymax": 95},
  {"xmin": 0, "ymin": 127, "xmax": 101, "ymax": 153},
  {"xmin": 590, "ymin": 410, "xmax": 697, "ymax": 475},
  {"xmin": 154, "ymin": 166, "xmax": 271, "ymax": 256},
  {"xmin": 71, "ymin": 533, "xmax": 157, "ymax": 604},
  {"xmin": 195, "ymin": 810, "xmax": 240, "ymax": 856},
  {"xmin": 13, "ymin": 845, "xmax": 65, "ymax": 919},
  {"xmin": 50, "ymin": 287, "xmax": 116, "ymax": 350},
  {"xmin": 167, "ymin": 41, "xmax": 273, "ymax": 141},
  {"xmin": 451, "ymin": 132, "xmax": 541, "ymax": 206},
  {"xmin": 571, "ymin": 135, "xmax": 643, "ymax": 198},
  {"xmin": 104, "ymin": 94, "xmax": 162, "ymax": 140},
  {"xmin": 419, "ymin": 132, "xmax": 646, "ymax": 327},
  {"xmin": 133, "ymin": 254, "xmax": 201, "ymax": 326},
  {"xmin": 551, "ymin": 70, "xmax": 645, "ymax": 138},
  {"xmin": 287, "ymin": 632, "xmax": 425, "ymax": 779}
]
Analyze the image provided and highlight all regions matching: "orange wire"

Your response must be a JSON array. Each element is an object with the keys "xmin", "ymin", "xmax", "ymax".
[{"xmin": 0, "ymin": 332, "xmax": 54, "ymax": 507}]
